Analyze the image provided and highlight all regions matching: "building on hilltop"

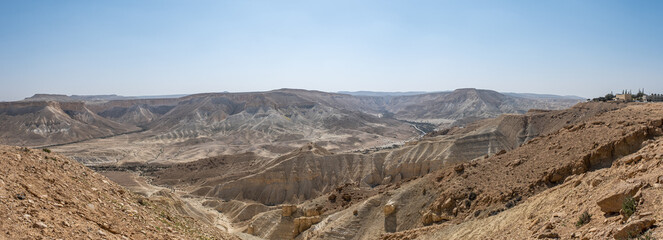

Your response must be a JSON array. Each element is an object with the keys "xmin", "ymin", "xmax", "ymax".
[{"xmin": 615, "ymin": 94, "xmax": 632, "ymax": 102}]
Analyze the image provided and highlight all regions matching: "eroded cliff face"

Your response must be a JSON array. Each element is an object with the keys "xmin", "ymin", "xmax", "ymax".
[
  {"xmin": 211, "ymin": 103, "xmax": 660, "ymax": 239},
  {"xmin": 0, "ymin": 101, "xmax": 139, "ymax": 147},
  {"xmin": 163, "ymin": 103, "xmax": 625, "ymax": 209}
]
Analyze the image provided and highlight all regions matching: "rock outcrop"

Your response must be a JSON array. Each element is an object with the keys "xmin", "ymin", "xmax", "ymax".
[
  {"xmin": 613, "ymin": 218, "xmax": 656, "ymax": 239},
  {"xmin": 596, "ymin": 182, "xmax": 643, "ymax": 214}
]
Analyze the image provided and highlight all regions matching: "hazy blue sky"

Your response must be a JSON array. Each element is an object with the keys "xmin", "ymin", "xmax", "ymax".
[{"xmin": 1, "ymin": 0, "xmax": 662, "ymax": 101}]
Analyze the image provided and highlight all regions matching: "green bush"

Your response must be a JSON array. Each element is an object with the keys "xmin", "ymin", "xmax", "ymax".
[
  {"xmin": 42, "ymin": 148, "xmax": 51, "ymax": 153},
  {"xmin": 576, "ymin": 210, "xmax": 591, "ymax": 227},
  {"xmin": 622, "ymin": 196, "xmax": 636, "ymax": 218}
]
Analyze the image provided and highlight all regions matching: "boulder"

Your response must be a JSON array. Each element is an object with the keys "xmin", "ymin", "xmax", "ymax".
[
  {"xmin": 304, "ymin": 207, "xmax": 322, "ymax": 217},
  {"xmin": 384, "ymin": 201, "xmax": 397, "ymax": 216},
  {"xmin": 293, "ymin": 216, "xmax": 322, "ymax": 235},
  {"xmin": 282, "ymin": 205, "xmax": 297, "ymax": 217},
  {"xmin": 613, "ymin": 218, "xmax": 655, "ymax": 239},
  {"xmin": 441, "ymin": 198, "xmax": 455, "ymax": 211},
  {"xmin": 537, "ymin": 232, "xmax": 559, "ymax": 239},
  {"xmin": 454, "ymin": 164, "xmax": 465, "ymax": 173},
  {"xmin": 328, "ymin": 194, "xmax": 337, "ymax": 203},
  {"xmin": 596, "ymin": 182, "xmax": 642, "ymax": 213},
  {"xmin": 422, "ymin": 211, "xmax": 450, "ymax": 225}
]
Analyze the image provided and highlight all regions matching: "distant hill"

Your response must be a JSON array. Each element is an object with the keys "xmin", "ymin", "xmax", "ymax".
[
  {"xmin": 23, "ymin": 94, "xmax": 188, "ymax": 102},
  {"xmin": 337, "ymin": 91, "xmax": 434, "ymax": 97},
  {"xmin": 502, "ymin": 92, "xmax": 586, "ymax": 100}
]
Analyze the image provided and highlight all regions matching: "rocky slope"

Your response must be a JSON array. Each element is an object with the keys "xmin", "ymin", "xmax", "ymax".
[
  {"xmin": 373, "ymin": 103, "xmax": 663, "ymax": 239},
  {"xmin": 0, "ymin": 145, "xmax": 237, "ymax": 239}
]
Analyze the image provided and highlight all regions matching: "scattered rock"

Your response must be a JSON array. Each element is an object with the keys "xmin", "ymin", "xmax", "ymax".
[
  {"xmin": 622, "ymin": 155, "xmax": 642, "ymax": 165},
  {"xmin": 328, "ymin": 194, "xmax": 336, "ymax": 203},
  {"xmin": 15, "ymin": 193, "xmax": 25, "ymax": 200},
  {"xmin": 537, "ymin": 232, "xmax": 560, "ymax": 239},
  {"xmin": 590, "ymin": 178, "xmax": 603, "ymax": 187},
  {"xmin": 468, "ymin": 192, "xmax": 477, "ymax": 201},
  {"xmin": 441, "ymin": 198, "xmax": 455, "ymax": 211},
  {"xmin": 454, "ymin": 164, "xmax": 465, "ymax": 173},
  {"xmin": 613, "ymin": 218, "xmax": 655, "ymax": 239},
  {"xmin": 511, "ymin": 158, "xmax": 523, "ymax": 167},
  {"xmin": 342, "ymin": 193, "xmax": 351, "ymax": 202},
  {"xmin": 422, "ymin": 211, "xmax": 450, "ymax": 225},
  {"xmin": 33, "ymin": 221, "xmax": 48, "ymax": 229},
  {"xmin": 550, "ymin": 173, "xmax": 564, "ymax": 183}
]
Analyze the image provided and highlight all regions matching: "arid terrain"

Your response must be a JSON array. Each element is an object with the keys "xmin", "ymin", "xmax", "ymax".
[
  {"xmin": 0, "ymin": 145, "xmax": 237, "ymax": 239},
  {"xmin": 1, "ymin": 89, "xmax": 579, "ymax": 164},
  {"xmin": 7, "ymin": 89, "xmax": 661, "ymax": 240}
]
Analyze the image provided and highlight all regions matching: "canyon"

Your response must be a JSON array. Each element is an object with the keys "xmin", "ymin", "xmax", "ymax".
[{"xmin": 5, "ymin": 89, "xmax": 660, "ymax": 239}]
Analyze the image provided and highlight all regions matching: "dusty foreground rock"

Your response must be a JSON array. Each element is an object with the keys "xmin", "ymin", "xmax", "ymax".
[{"xmin": 0, "ymin": 145, "xmax": 237, "ymax": 239}]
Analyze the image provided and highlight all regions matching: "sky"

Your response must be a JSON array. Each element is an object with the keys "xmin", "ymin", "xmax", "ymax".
[{"xmin": 1, "ymin": 0, "xmax": 662, "ymax": 101}]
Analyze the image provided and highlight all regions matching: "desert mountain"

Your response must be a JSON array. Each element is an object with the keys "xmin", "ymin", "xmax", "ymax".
[
  {"xmin": 0, "ymin": 89, "xmax": 580, "ymax": 165},
  {"xmin": 0, "ymin": 145, "xmax": 237, "ymax": 239},
  {"xmin": 382, "ymin": 88, "xmax": 582, "ymax": 126}
]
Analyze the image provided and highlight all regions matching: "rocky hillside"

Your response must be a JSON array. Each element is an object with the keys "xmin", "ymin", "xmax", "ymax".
[
  {"xmin": 370, "ymin": 103, "xmax": 663, "ymax": 239},
  {"xmin": 146, "ymin": 102, "xmax": 621, "ymax": 207},
  {"xmin": 0, "ymin": 145, "xmax": 237, "ymax": 239},
  {"xmin": 0, "ymin": 101, "xmax": 140, "ymax": 147}
]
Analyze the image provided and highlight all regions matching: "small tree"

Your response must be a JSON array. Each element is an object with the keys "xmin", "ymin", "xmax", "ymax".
[{"xmin": 605, "ymin": 93, "xmax": 615, "ymax": 101}]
